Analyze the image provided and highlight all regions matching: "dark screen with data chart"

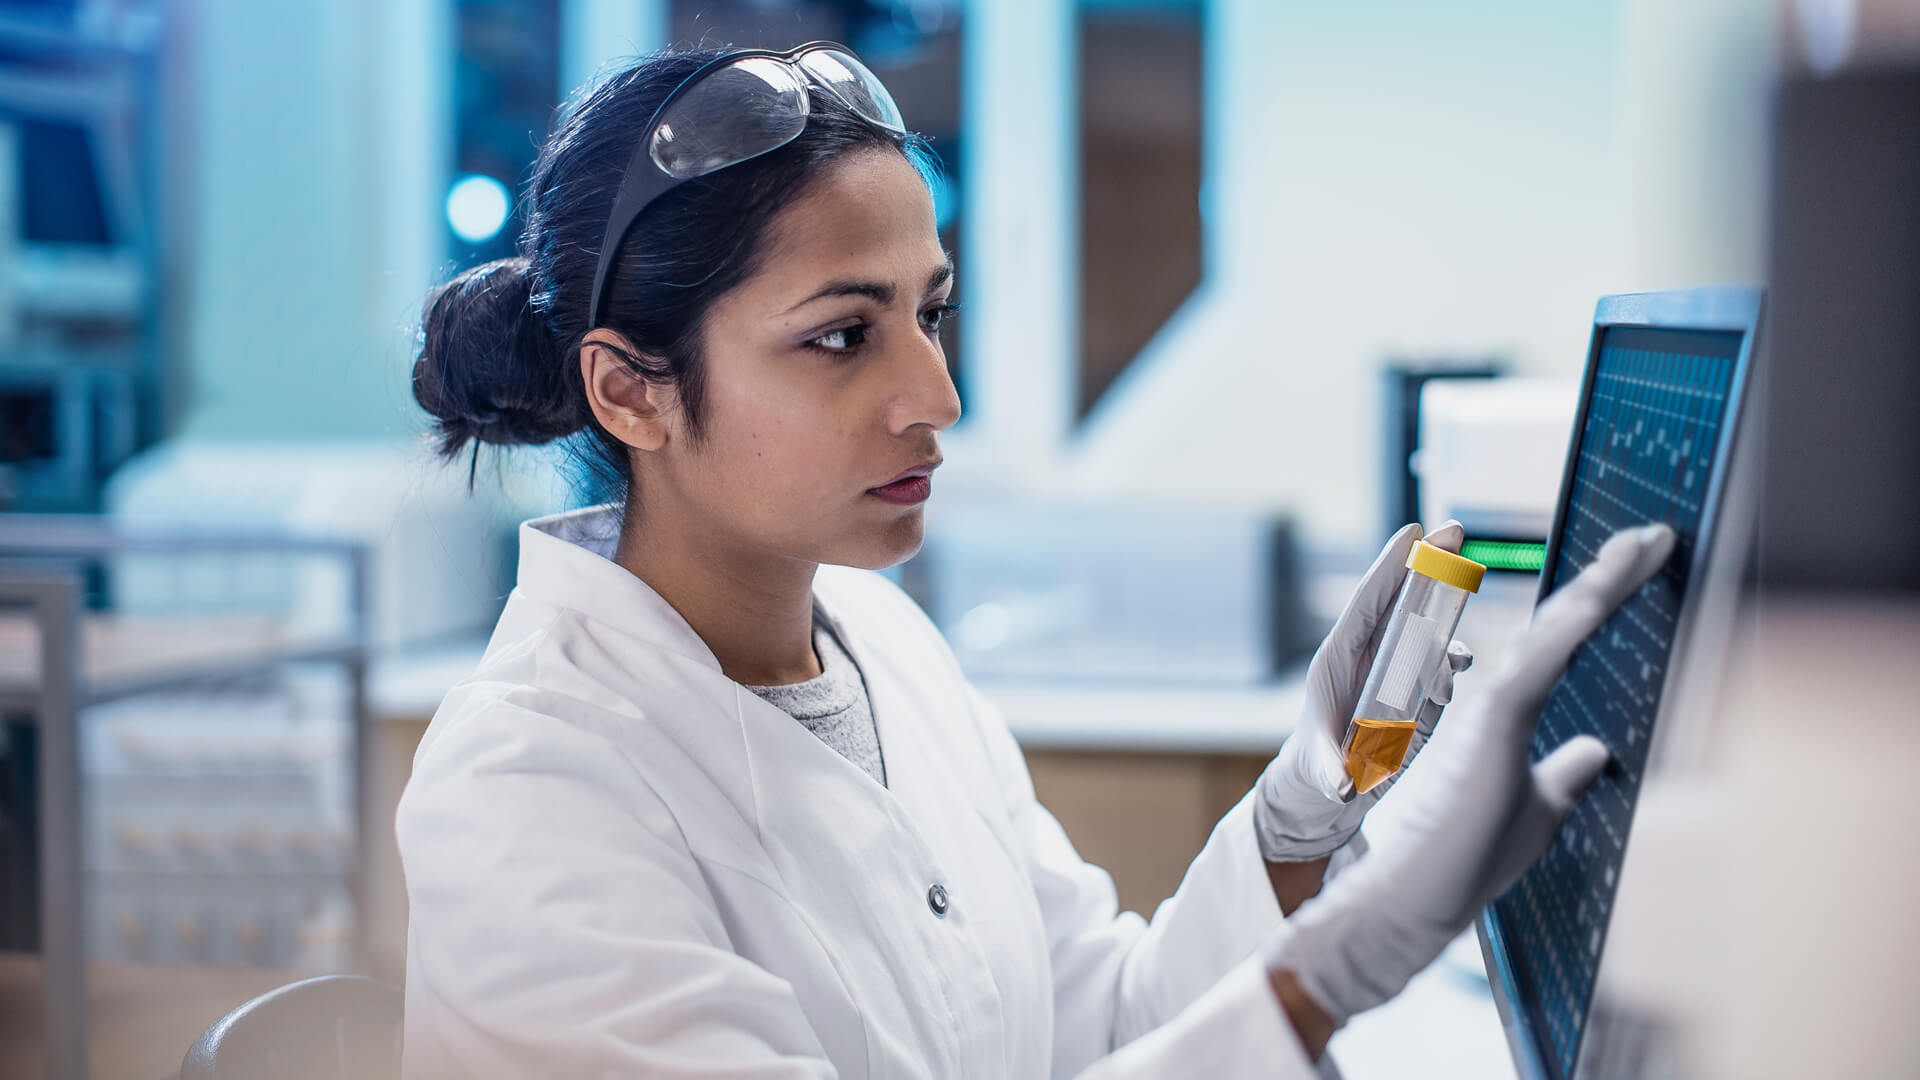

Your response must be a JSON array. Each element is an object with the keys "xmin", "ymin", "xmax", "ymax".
[{"xmin": 1491, "ymin": 325, "xmax": 1742, "ymax": 1080}]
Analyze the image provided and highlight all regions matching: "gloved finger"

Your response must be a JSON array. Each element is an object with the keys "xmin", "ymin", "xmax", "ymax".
[
  {"xmin": 1399, "ymin": 694, "xmax": 1442, "ymax": 777},
  {"xmin": 1423, "ymin": 519, "xmax": 1464, "ymax": 554},
  {"xmin": 1531, "ymin": 734, "xmax": 1611, "ymax": 815},
  {"xmin": 1446, "ymin": 638, "xmax": 1474, "ymax": 673},
  {"xmin": 1499, "ymin": 525, "xmax": 1675, "ymax": 712},
  {"xmin": 1425, "ymin": 639, "xmax": 1474, "ymax": 708},
  {"xmin": 1396, "ymin": 644, "xmax": 1473, "ymax": 780},
  {"xmin": 1294, "ymin": 716, "xmax": 1356, "ymax": 801},
  {"xmin": 1305, "ymin": 523, "xmax": 1427, "ymax": 740},
  {"xmin": 1481, "ymin": 735, "xmax": 1614, "ymax": 912},
  {"xmin": 1322, "ymin": 523, "xmax": 1424, "ymax": 661},
  {"xmin": 1528, "ymin": 524, "xmax": 1674, "ymax": 659}
]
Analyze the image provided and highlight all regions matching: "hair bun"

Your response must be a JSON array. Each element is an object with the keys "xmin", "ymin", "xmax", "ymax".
[{"xmin": 413, "ymin": 257, "xmax": 584, "ymax": 455}]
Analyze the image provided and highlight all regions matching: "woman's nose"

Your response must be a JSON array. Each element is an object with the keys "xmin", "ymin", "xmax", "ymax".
[{"xmin": 890, "ymin": 331, "xmax": 962, "ymax": 434}]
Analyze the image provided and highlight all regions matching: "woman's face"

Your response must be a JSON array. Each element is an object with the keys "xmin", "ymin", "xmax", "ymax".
[{"xmin": 643, "ymin": 148, "xmax": 961, "ymax": 572}]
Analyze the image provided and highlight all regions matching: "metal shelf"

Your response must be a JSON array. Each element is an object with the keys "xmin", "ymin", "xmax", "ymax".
[
  {"xmin": 0, "ymin": 513, "xmax": 370, "ymax": 1080},
  {"xmin": 0, "ymin": 618, "xmax": 364, "ymax": 711}
]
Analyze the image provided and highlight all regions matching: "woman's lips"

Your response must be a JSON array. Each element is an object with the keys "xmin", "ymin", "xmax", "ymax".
[{"xmin": 868, "ymin": 474, "xmax": 932, "ymax": 505}]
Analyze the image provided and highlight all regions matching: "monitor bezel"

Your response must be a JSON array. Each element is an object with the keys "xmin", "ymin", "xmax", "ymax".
[{"xmin": 1475, "ymin": 286, "xmax": 1764, "ymax": 1080}]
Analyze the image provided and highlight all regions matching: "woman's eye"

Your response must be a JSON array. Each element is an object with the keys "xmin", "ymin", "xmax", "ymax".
[
  {"xmin": 807, "ymin": 324, "xmax": 869, "ymax": 352},
  {"xmin": 921, "ymin": 302, "xmax": 959, "ymax": 332}
]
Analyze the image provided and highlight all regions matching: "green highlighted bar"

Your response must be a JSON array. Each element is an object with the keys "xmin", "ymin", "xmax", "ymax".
[{"xmin": 1460, "ymin": 538, "xmax": 1547, "ymax": 573}]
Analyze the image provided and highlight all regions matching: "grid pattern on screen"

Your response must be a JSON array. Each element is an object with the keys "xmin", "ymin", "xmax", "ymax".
[{"xmin": 1490, "ymin": 326, "xmax": 1742, "ymax": 1080}]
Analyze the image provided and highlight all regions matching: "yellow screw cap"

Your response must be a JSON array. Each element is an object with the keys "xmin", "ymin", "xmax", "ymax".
[{"xmin": 1406, "ymin": 539, "xmax": 1486, "ymax": 593}]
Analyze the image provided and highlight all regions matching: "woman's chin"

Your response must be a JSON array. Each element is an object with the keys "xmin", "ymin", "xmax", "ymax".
[{"xmin": 830, "ymin": 516, "xmax": 925, "ymax": 572}]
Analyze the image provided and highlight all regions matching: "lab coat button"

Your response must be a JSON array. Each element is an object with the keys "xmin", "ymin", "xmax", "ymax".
[{"xmin": 927, "ymin": 883, "xmax": 949, "ymax": 917}]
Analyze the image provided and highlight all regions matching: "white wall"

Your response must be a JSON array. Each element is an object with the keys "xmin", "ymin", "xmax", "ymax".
[
  {"xmin": 1615, "ymin": 0, "xmax": 1775, "ymax": 289},
  {"xmin": 1058, "ymin": 0, "xmax": 1774, "ymax": 548},
  {"xmin": 177, "ymin": 0, "xmax": 449, "ymax": 442},
  {"xmin": 1065, "ymin": 0, "xmax": 1623, "ymax": 543}
]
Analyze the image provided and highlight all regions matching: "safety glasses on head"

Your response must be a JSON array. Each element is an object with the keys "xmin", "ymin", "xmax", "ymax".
[{"xmin": 587, "ymin": 42, "xmax": 907, "ymax": 329}]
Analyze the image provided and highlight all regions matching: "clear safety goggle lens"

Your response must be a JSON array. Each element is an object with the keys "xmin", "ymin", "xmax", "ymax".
[
  {"xmin": 797, "ymin": 47, "xmax": 906, "ymax": 132},
  {"xmin": 647, "ymin": 48, "xmax": 905, "ymax": 181},
  {"xmin": 650, "ymin": 57, "xmax": 810, "ymax": 179}
]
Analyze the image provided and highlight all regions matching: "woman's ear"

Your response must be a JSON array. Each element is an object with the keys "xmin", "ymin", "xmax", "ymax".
[{"xmin": 580, "ymin": 329, "xmax": 677, "ymax": 452}]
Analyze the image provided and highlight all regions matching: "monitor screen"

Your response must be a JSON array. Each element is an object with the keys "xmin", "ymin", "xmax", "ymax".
[{"xmin": 1488, "ymin": 324, "xmax": 1744, "ymax": 1079}]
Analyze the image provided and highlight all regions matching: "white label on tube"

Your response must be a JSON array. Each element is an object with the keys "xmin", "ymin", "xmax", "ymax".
[{"xmin": 1377, "ymin": 612, "xmax": 1442, "ymax": 712}]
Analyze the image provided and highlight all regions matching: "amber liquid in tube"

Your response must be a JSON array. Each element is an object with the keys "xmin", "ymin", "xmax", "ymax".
[{"xmin": 1344, "ymin": 717, "xmax": 1418, "ymax": 794}]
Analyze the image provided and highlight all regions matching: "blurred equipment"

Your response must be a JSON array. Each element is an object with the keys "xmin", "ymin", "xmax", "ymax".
[
  {"xmin": 80, "ymin": 674, "xmax": 355, "ymax": 970},
  {"xmin": 449, "ymin": 0, "xmax": 558, "ymax": 267},
  {"xmin": 904, "ymin": 502, "xmax": 1306, "ymax": 684},
  {"xmin": 104, "ymin": 442, "xmax": 517, "ymax": 650},
  {"xmin": 180, "ymin": 973, "xmax": 401, "ymax": 1080},
  {"xmin": 1411, "ymin": 376, "xmax": 1579, "ymax": 554},
  {"xmin": 1478, "ymin": 287, "xmax": 1763, "ymax": 1080},
  {"xmin": 0, "ymin": 7, "xmax": 166, "ymax": 511},
  {"xmin": 1758, "ymin": 64, "xmax": 1920, "ymax": 594},
  {"xmin": 1455, "ymin": 537, "xmax": 1547, "ymax": 574},
  {"xmin": 1379, "ymin": 362, "xmax": 1502, "ymax": 536}
]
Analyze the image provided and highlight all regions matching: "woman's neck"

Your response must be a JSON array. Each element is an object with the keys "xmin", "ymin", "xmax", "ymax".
[{"xmin": 613, "ymin": 511, "xmax": 821, "ymax": 687}]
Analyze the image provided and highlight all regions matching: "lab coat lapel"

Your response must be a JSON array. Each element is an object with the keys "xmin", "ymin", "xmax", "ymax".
[
  {"xmin": 727, "ymin": 586, "xmax": 977, "ymax": 1074},
  {"xmin": 812, "ymin": 575, "xmax": 1004, "ymax": 854},
  {"xmin": 731, "ymin": 675, "xmax": 910, "ymax": 857},
  {"xmin": 516, "ymin": 507, "xmax": 766, "ymax": 830},
  {"xmin": 727, "ymin": 580, "xmax": 940, "ymax": 865},
  {"xmin": 812, "ymin": 574, "xmax": 1023, "ymax": 1072},
  {"xmin": 810, "ymin": 586, "xmax": 942, "ymax": 840}
]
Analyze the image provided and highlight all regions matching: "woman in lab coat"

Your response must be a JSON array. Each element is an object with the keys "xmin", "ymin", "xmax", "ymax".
[{"xmin": 399, "ymin": 43, "xmax": 1672, "ymax": 1079}]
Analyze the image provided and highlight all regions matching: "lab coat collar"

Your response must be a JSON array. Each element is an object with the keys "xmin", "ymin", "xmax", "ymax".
[
  {"xmin": 512, "ymin": 505, "xmax": 922, "ymax": 847},
  {"xmin": 516, "ymin": 505, "xmax": 867, "ymax": 677},
  {"xmin": 516, "ymin": 504, "xmax": 728, "ymax": 673}
]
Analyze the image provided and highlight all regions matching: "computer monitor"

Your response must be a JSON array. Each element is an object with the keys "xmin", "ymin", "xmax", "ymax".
[{"xmin": 1477, "ymin": 287, "xmax": 1763, "ymax": 1080}]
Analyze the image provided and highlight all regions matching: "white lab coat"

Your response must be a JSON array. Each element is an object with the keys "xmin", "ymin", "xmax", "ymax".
[{"xmin": 397, "ymin": 505, "xmax": 1318, "ymax": 1078}]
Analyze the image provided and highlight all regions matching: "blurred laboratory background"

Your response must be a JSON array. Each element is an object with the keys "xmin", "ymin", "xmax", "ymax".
[{"xmin": 2, "ymin": 0, "xmax": 1917, "ymax": 1077}]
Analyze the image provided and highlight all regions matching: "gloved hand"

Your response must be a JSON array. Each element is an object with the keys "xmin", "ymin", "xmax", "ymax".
[
  {"xmin": 1263, "ymin": 523, "xmax": 1676, "ymax": 1027},
  {"xmin": 1254, "ymin": 521, "xmax": 1474, "ymax": 862}
]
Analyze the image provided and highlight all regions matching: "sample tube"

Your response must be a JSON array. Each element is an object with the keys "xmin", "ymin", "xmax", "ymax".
[{"xmin": 1340, "ymin": 538, "xmax": 1486, "ymax": 796}]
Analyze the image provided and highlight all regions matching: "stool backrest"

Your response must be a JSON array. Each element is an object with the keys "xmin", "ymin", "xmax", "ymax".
[{"xmin": 180, "ymin": 974, "xmax": 401, "ymax": 1080}]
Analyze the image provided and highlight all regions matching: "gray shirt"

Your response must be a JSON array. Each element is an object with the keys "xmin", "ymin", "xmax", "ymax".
[{"xmin": 742, "ymin": 617, "xmax": 886, "ymax": 787}]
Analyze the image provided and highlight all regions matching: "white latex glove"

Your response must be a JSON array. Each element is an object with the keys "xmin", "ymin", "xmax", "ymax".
[
  {"xmin": 1254, "ymin": 521, "xmax": 1475, "ymax": 862},
  {"xmin": 1264, "ymin": 523, "xmax": 1676, "ymax": 1026}
]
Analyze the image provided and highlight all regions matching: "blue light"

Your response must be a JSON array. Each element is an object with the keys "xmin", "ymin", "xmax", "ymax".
[{"xmin": 446, "ymin": 173, "xmax": 511, "ymax": 244}]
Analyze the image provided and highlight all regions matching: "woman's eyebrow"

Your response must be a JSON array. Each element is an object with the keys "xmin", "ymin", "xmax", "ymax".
[
  {"xmin": 924, "ymin": 258, "xmax": 953, "ymax": 296},
  {"xmin": 785, "ymin": 279, "xmax": 893, "ymax": 312},
  {"xmin": 783, "ymin": 257, "xmax": 955, "ymax": 315}
]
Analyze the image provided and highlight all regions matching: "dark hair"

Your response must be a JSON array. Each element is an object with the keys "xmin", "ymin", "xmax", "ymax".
[{"xmin": 412, "ymin": 48, "xmax": 936, "ymax": 502}]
